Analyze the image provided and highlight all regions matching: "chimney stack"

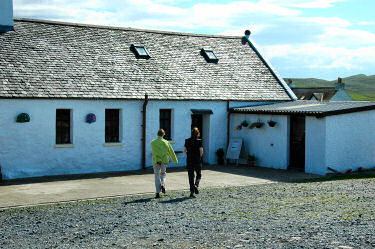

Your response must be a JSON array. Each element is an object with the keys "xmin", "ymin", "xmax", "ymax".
[
  {"xmin": 336, "ymin": 77, "xmax": 345, "ymax": 90},
  {"xmin": 0, "ymin": 0, "xmax": 14, "ymax": 33}
]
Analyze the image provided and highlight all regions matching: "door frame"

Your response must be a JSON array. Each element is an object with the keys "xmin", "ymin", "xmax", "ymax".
[{"xmin": 289, "ymin": 115, "xmax": 306, "ymax": 171}]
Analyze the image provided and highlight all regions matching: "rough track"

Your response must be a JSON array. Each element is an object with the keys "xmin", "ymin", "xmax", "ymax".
[{"xmin": 1, "ymin": 178, "xmax": 374, "ymax": 248}]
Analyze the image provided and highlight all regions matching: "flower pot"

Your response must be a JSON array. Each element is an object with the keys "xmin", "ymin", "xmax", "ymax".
[{"xmin": 267, "ymin": 120, "xmax": 277, "ymax": 127}]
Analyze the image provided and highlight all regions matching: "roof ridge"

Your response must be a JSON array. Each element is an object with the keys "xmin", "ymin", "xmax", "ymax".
[{"xmin": 13, "ymin": 17, "xmax": 241, "ymax": 39}]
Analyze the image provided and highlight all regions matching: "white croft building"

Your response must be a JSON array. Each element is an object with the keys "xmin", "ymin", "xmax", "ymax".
[
  {"xmin": 0, "ymin": 15, "xmax": 296, "ymax": 179},
  {"xmin": 0, "ymin": 1, "xmax": 374, "ymax": 179},
  {"xmin": 230, "ymin": 101, "xmax": 375, "ymax": 175}
]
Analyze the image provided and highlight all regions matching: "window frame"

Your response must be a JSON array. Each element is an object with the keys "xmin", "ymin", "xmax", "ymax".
[
  {"xmin": 56, "ymin": 109, "xmax": 72, "ymax": 145},
  {"xmin": 130, "ymin": 44, "xmax": 151, "ymax": 59},
  {"xmin": 159, "ymin": 109, "xmax": 172, "ymax": 141},
  {"xmin": 200, "ymin": 48, "xmax": 219, "ymax": 63},
  {"xmin": 105, "ymin": 109, "xmax": 121, "ymax": 143}
]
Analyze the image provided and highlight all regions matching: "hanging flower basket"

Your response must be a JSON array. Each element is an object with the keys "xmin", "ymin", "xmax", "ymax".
[
  {"xmin": 267, "ymin": 120, "xmax": 277, "ymax": 127},
  {"xmin": 16, "ymin": 113, "xmax": 30, "ymax": 123},
  {"xmin": 236, "ymin": 124, "xmax": 242, "ymax": 130},
  {"xmin": 86, "ymin": 113, "xmax": 96, "ymax": 124},
  {"xmin": 249, "ymin": 121, "xmax": 264, "ymax": 129},
  {"xmin": 241, "ymin": 120, "xmax": 249, "ymax": 127}
]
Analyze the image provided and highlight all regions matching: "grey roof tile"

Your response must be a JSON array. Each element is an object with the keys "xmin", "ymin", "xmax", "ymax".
[
  {"xmin": 0, "ymin": 19, "xmax": 292, "ymax": 101},
  {"xmin": 231, "ymin": 100, "xmax": 375, "ymax": 117}
]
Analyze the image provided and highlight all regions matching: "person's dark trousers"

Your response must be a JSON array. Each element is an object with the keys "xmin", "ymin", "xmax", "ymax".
[{"xmin": 187, "ymin": 163, "xmax": 202, "ymax": 193}]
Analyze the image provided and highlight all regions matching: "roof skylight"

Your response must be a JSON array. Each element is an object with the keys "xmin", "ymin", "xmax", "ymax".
[
  {"xmin": 131, "ymin": 44, "xmax": 150, "ymax": 59},
  {"xmin": 201, "ymin": 48, "xmax": 219, "ymax": 63}
]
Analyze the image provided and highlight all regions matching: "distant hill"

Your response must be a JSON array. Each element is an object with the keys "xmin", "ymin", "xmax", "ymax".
[{"xmin": 285, "ymin": 74, "xmax": 375, "ymax": 101}]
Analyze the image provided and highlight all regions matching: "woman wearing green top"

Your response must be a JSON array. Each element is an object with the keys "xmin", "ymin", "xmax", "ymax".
[{"xmin": 150, "ymin": 129, "xmax": 178, "ymax": 198}]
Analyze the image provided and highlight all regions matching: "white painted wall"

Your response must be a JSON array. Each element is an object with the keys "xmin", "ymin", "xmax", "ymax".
[
  {"xmin": 0, "ymin": 99, "xmax": 143, "ymax": 179},
  {"xmin": 305, "ymin": 116, "xmax": 326, "ymax": 175},
  {"xmin": 145, "ymin": 101, "xmax": 231, "ymax": 168},
  {"xmin": 1, "ymin": 99, "xmax": 259, "ymax": 179},
  {"xmin": 305, "ymin": 111, "xmax": 375, "ymax": 175},
  {"xmin": 230, "ymin": 114, "xmax": 289, "ymax": 169},
  {"xmin": 325, "ymin": 110, "xmax": 375, "ymax": 173}
]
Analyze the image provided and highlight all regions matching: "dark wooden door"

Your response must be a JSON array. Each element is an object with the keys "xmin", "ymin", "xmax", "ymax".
[
  {"xmin": 289, "ymin": 116, "xmax": 305, "ymax": 171},
  {"xmin": 191, "ymin": 114, "xmax": 203, "ymax": 138}
]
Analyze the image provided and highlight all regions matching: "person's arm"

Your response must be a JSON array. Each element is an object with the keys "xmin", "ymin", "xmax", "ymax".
[
  {"xmin": 184, "ymin": 147, "xmax": 187, "ymax": 154},
  {"xmin": 168, "ymin": 143, "xmax": 178, "ymax": 164},
  {"xmin": 199, "ymin": 139, "xmax": 203, "ymax": 158}
]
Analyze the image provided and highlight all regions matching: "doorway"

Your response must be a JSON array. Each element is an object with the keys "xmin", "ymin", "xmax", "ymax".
[
  {"xmin": 191, "ymin": 114, "xmax": 203, "ymax": 138},
  {"xmin": 289, "ymin": 116, "xmax": 305, "ymax": 171},
  {"xmin": 191, "ymin": 114, "xmax": 210, "ymax": 164}
]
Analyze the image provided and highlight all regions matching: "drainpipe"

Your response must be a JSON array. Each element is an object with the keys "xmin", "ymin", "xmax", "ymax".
[
  {"xmin": 227, "ymin": 100, "xmax": 230, "ymax": 150},
  {"xmin": 142, "ymin": 94, "xmax": 148, "ymax": 169}
]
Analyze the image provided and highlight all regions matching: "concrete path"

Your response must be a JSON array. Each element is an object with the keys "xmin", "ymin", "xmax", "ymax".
[{"xmin": 0, "ymin": 165, "xmax": 318, "ymax": 210}]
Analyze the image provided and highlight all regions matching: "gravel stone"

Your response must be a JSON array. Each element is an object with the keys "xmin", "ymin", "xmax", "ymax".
[{"xmin": 1, "ymin": 178, "xmax": 375, "ymax": 248}]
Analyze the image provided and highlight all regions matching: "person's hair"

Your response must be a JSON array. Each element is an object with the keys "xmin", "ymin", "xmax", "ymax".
[
  {"xmin": 191, "ymin": 127, "xmax": 200, "ymax": 138},
  {"xmin": 157, "ymin": 129, "xmax": 165, "ymax": 137}
]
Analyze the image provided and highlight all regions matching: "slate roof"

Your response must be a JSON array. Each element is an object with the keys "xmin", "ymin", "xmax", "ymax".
[
  {"xmin": 292, "ymin": 87, "xmax": 337, "ymax": 101},
  {"xmin": 0, "ymin": 18, "xmax": 293, "ymax": 101},
  {"xmin": 231, "ymin": 100, "xmax": 375, "ymax": 117}
]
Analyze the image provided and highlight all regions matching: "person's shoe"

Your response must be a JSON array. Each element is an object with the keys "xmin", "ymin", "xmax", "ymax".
[
  {"xmin": 189, "ymin": 192, "xmax": 195, "ymax": 198},
  {"xmin": 161, "ymin": 185, "xmax": 166, "ymax": 194},
  {"xmin": 194, "ymin": 185, "xmax": 199, "ymax": 194},
  {"xmin": 155, "ymin": 193, "xmax": 160, "ymax": 199}
]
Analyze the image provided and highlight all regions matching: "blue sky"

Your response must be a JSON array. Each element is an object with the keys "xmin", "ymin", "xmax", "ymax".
[{"xmin": 13, "ymin": 0, "xmax": 375, "ymax": 80}]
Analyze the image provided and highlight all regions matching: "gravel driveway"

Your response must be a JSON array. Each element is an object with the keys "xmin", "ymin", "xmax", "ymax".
[{"xmin": 1, "ymin": 177, "xmax": 374, "ymax": 248}]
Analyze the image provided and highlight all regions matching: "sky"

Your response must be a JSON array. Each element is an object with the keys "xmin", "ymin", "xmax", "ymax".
[{"xmin": 13, "ymin": 0, "xmax": 375, "ymax": 80}]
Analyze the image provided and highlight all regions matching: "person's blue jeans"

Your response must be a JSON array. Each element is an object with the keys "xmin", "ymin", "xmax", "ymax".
[{"xmin": 153, "ymin": 163, "xmax": 166, "ymax": 194}]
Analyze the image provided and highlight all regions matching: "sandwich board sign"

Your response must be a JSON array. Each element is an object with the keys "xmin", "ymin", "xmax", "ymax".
[{"xmin": 226, "ymin": 138, "xmax": 245, "ymax": 165}]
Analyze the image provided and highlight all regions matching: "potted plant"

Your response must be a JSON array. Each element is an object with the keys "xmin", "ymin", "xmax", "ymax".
[
  {"xmin": 248, "ymin": 154, "xmax": 256, "ymax": 167},
  {"xmin": 249, "ymin": 121, "xmax": 264, "ymax": 129},
  {"xmin": 236, "ymin": 124, "xmax": 242, "ymax": 130},
  {"xmin": 241, "ymin": 120, "xmax": 249, "ymax": 127},
  {"xmin": 267, "ymin": 120, "xmax": 277, "ymax": 127},
  {"xmin": 216, "ymin": 148, "xmax": 225, "ymax": 165}
]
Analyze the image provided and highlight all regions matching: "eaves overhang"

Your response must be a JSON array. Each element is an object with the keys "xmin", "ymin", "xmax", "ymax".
[{"xmin": 230, "ymin": 101, "xmax": 375, "ymax": 118}]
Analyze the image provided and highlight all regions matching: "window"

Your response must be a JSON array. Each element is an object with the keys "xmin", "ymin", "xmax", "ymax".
[
  {"xmin": 105, "ymin": 109, "xmax": 120, "ymax": 143},
  {"xmin": 160, "ymin": 109, "xmax": 172, "ymax": 141},
  {"xmin": 130, "ymin": 44, "xmax": 150, "ymax": 59},
  {"xmin": 201, "ymin": 48, "xmax": 219, "ymax": 63},
  {"xmin": 56, "ymin": 109, "xmax": 71, "ymax": 144}
]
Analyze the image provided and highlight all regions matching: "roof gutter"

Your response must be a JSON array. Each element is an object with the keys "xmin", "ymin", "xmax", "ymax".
[
  {"xmin": 243, "ymin": 34, "xmax": 297, "ymax": 101},
  {"xmin": 230, "ymin": 104, "xmax": 375, "ymax": 118}
]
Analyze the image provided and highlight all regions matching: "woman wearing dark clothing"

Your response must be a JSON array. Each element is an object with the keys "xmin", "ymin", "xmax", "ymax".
[{"xmin": 184, "ymin": 127, "xmax": 204, "ymax": 197}]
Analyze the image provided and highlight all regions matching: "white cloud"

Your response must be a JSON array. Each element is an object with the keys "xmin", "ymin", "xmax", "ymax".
[
  {"xmin": 263, "ymin": 0, "xmax": 347, "ymax": 9},
  {"xmin": 304, "ymin": 17, "xmax": 351, "ymax": 27},
  {"xmin": 264, "ymin": 42, "xmax": 375, "ymax": 72},
  {"xmin": 320, "ymin": 27, "xmax": 375, "ymax": 45},
  {"xmin": 359, "ymin": 21, "xmax": 375, "ymax": 26}
]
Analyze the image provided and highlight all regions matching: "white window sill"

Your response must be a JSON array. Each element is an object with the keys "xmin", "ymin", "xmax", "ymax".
[
  {"xmin": 169, "ymin": 140, "xmax": 176, "ymax": 144},
  {"xmin": 103, "ymin": 142, "xmax": 124, "ymax": 147},
  {"xmin": 54, "ymin": 144, "xmax": 74, "ymax": 148}
]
